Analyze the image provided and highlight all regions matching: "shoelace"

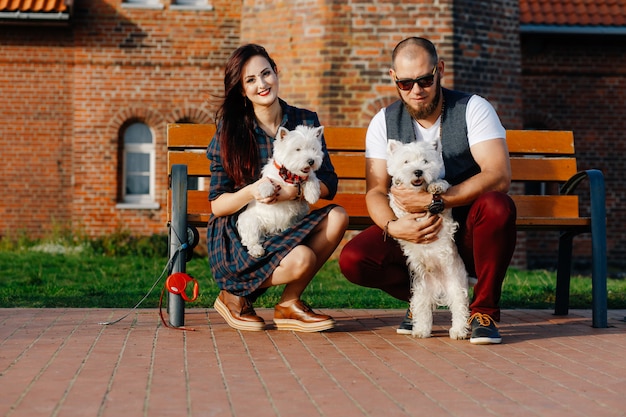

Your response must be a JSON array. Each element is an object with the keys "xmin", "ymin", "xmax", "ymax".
[
  {"xmin": 468, "ymin": 312, "xmax": 498, "ymax": 327},
  {"xmin": 298, "ymin": 300, "xmax": 314, "ymax": 313},
  {"xmin": 240, "ymin": 298, "xmax": 258, "ymax": 316}
]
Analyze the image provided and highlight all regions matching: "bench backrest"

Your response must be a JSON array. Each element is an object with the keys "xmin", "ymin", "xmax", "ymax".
[{"xmin": 167, "ymin": 124, "xmax": 583, "ymax": 229}]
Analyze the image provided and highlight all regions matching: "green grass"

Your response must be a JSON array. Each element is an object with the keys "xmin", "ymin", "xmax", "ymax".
[{"xmin": 1, "ymin": 249, "xmax": 625, "ymax": 309}]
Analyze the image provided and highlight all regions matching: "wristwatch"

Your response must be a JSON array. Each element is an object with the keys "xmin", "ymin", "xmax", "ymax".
[{"xmin": 428, "ymin": 194, "xmax": 445, "ymax": 214}]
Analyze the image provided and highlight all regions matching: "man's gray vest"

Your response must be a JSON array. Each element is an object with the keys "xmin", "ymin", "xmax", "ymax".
[{"xmin": 385, "ymin": 88, "xmax": 480, "ymax": 185}]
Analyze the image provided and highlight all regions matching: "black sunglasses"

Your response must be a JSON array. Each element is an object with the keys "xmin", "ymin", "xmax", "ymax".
[{"xmin": 394, "ymin": 65, "xmax": 438, "ymax": 91}]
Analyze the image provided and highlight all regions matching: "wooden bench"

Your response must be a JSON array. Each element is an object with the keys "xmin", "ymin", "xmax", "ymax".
[{"xmin": 166, "ymin": 123, "xmax": 608, "ymax": 328}]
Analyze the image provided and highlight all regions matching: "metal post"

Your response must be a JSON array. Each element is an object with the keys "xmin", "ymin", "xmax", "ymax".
[
  {"xmin": 169, "ymin": 164, "xmax": 188, "ymax": 327},
  {"xmin": 588, "ymin": 170, "xmax": 608, "ymax": 328}
]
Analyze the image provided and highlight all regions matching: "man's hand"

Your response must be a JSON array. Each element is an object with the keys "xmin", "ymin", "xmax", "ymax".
[
  {"xmin": 387, "ymin": 212, "xmax": 443, "ymax": 244},
  {"xmin": 389, "ymin": 185, "xmax": 432, "ymax": 213}
]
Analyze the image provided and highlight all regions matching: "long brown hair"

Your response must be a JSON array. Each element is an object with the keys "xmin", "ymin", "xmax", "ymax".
[{"xmin": 215, "ymin": 44, "xmax": 278, "ymax": 186}]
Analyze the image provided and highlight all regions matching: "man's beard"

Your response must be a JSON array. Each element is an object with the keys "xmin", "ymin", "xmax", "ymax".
[{"xmin": 400, "ymin": 78, "xmax": 441, "ymax": 120}]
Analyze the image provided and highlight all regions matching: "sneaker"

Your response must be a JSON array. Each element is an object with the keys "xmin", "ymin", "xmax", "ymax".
[
  {"xmin": 468, "ymin": 312, "xmax": 502, "ymax": 344},
  {"xmin": 396, "ymin": 308, "xmax": 412, "ymax": 335}
]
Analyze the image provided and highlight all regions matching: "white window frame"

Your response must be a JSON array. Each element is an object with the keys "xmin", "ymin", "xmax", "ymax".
[
  {"xmin": 122, "ymin": 0, "xmax": 164, "ymax": 10},
  {"xmin": 117, "ymin": 122, "xmax": 160, "ymax": 210},
  {"xmin": 170, "ymin": 0, "xmax": 213, "ymax": 10}
]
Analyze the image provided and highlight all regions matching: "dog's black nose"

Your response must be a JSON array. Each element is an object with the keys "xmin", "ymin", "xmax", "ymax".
[
  {"xmin": 414, "ymin": 170, "xmax": 423, "ymax": 178},
  {"xmin": 307, "ymin": 159, "xmax": 314, "ymax": 166}
]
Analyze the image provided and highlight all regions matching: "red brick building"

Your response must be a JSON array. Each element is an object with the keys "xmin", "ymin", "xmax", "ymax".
[
  {"xmin": 519, "ymin": 0, "xmax": 626, "ymax": 272},
  {"xmin": 0, "ymin": 0, "xmax": 624, "ymax": 273}
]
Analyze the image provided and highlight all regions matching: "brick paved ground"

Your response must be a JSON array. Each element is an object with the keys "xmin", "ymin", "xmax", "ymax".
[{"xmin": 1, "ymin": 308, "xmax": 625, "ymax": 417}]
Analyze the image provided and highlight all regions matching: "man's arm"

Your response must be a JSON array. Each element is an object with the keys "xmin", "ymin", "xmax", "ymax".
[
  {"xmin": 364, "ymin": 158, "xmax": 396, "ymax": 229},
  {"xmin": 443, "ymin": 138, "xmax": 511, "ymax": 207}
]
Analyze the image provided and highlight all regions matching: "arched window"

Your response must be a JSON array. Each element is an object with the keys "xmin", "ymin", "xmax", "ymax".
[{"xmin": 120, "ymin": 122, "xmax": 158, "ymax": 207}]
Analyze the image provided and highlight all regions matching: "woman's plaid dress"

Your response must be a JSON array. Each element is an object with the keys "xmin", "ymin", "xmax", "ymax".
[{"xmin": 206, "ymin": 100, "xmax": 339, "ymax": 298}]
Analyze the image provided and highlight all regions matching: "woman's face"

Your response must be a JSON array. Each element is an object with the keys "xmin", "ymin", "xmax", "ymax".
[{"xmin": 241, "ymin": 55, "xmax": 279, "ymax": 109}]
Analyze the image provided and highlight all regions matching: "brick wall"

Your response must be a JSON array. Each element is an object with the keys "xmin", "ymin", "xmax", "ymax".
[
  {"xmin": 0, "ymin": 26, "xmax": 74, "ymax": 236},
  {"xmin": 451, "ymin": 0, "xmax": 522, "ymax": 129},
  {"xmin": 0, "ymin": 0, "xmax": 239, "ymax": 238},
  {"xmin": 521, "ymin": 33, "xmax": 626, "ymax": 272}
]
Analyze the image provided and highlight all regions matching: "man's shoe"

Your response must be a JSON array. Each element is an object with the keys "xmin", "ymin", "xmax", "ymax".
[
  {"xmin": 468, "ymin": 312, "xmax": 502, "ymax": 344},
  {"xmin": 214, "ymin": 290, "xmax": 266, "ymax": 331},
  {"xmin": 274, "ymin": 300, "xmax": 335, "ymax": 332},
  {"xmin": 396, "ymin": 308, "xmax": 412, "ymax": 335}
]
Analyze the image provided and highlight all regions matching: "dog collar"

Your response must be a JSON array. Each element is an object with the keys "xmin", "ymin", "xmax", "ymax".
[{"xmin": 274, "ymin": 161, "xmax": 308, "ymax": 185}]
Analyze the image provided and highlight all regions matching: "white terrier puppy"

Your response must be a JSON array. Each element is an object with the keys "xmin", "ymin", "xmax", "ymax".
[
  {"xmin": 387, "ymin": 139, "xmax": 470, "ymax": 340},
  {"xmin": 237, "ymin": 125, "xmax": 324, "ymax": 258}
]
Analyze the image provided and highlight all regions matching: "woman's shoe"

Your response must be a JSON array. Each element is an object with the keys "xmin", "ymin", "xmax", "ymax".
[
  {"xmin": 214, "ymin": 290, "xmax": 266, "ymax": 331},
  {"xmin": 273, "ymin": 300, "xmax": 335, "ymax": 332}
]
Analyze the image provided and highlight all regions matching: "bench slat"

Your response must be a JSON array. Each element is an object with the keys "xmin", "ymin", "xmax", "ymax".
[
  {"xmin": 168, "ymin": 151, "xmax": 210, "ymax": 176},
  {"xmin": 167, "ymin": 123, "xmax": 367, "ymax": 150},
  {"xmin": 167, "ymin": 124, "xmax": 216, "ymax": 148},
  {"xmin": 510, "ymin": 157, "xmax": 578, "ymax": 181},
  {"xmin": 327, "ymin": 154, "xmax": 365, "ymax": 179},
  {"xmin": 322, "ymin": 127, "xmax": 366, "ymax": 150},
  {"xmin": 511, "ymin": 195, "xmax": 579, "ymax": 218},
  {"xmin": 170, "ymin": 154, "xmax": 580, "ymax": 182},
  {"xmin": 169, "ymin": 151, "xmax": 367, "ymax": 179},
  {"xmin": 167, "ymin": 126, "xmax": 576, "ymax": 155},
  {"xmin": 168, "ymin": 191, "xmax": 374, "ymax": 228},
  {"xmin": 506, "ymin": 130, "xmax": 575, "ymax": 155},
  {"xmin": 170, "ymin": 191, "xmax": 586, "ymax": 229}
]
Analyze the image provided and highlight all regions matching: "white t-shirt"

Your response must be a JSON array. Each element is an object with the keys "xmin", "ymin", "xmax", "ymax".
[{"xmin": 365, "ymin": 95, "xmax": 506, "ymax": 161}]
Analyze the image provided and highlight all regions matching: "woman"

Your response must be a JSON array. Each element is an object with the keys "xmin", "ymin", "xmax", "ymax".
[{"xmin": 206, "ymin": 44, "xmax": 348, "ymax": 332}]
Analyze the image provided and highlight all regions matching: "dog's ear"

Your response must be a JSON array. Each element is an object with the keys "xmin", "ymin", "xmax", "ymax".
[
  {"xmin": 387, "ymin": 139, "xmax": 401, "ymax": 154},
  {"xmin": 431, "ymin": 140, "xmax": 440, "ymax": 153},
  {"xmin": 277, "ymin": 126, "xmax": 290, "ymax": 140},
  {"xmin": 313, "ymin": 125, "xmax": 324, "ymax": 139}
]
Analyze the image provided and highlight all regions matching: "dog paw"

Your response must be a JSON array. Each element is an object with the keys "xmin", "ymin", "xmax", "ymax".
[
  {"xmin": 427, "ymin": 180, "xmax": 449, "ymax": 195},
  {"xmin": 303, "ymin": 181, "xmax": 321, "ymax": 204},
  {"xmin": 248, "ymin": 245, "xmax": 265, "ymax": 258},
  {"xmin": 257, "ymin": 181, "xmax": 276, "ymax": 198},
  {"xmin": 449, "ymin": 327, "xmax": 469, "ymax": 340},
  {"xmin": 411, "ymin": 330, "xmax": 432, "ymax": 339},
  {"xmin": 411, "ymin": 323, "xmax": 432, "ymax": 338}
]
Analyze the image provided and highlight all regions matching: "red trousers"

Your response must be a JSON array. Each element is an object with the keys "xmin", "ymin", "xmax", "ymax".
[{"xmin": 338, "ymin": 191, "xmax": 517, "ymax": 321}]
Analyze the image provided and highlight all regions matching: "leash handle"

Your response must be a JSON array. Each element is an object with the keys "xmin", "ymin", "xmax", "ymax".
[{"xmin": 159, "ymin": 285, "xmax": 196, "ymax": 331}]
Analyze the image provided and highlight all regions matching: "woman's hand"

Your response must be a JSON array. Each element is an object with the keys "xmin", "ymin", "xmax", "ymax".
[
  {"xmin": 252, "ymin": 179, "xmax": 300, "ymax": 203},
  {"xmin": 253, "ymin": 178, "xmax": 280, "ymax": 204}
]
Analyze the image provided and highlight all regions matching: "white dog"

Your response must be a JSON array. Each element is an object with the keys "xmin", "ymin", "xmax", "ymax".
[
  {"xmin": 237, "ymin": 125, "xmax": 324, "ymax": 258},
  {"xmin": 387, "ymin": 139, "xmax": 470, "ymax": 340}
]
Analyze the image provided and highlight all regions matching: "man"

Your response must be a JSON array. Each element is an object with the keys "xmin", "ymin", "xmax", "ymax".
[{"xmin": 339, "ymin": 37, "xmax": 517, "ymax": 344}]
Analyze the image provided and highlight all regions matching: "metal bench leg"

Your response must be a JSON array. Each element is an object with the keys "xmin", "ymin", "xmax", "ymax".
[
  {"xmin": 168, "ymin": 164, "xmax": 189, "ymax": 327},
  {"xmin": 559, "ymin": 169, "xmax": 608, "ymax": 328},
  {"xmin": 589, "ymin": 170, "xmax": 608, "ymax": 328},
  {"xmin": 555, "ymin": 231, "xmax": 573, "ymax": 316}
]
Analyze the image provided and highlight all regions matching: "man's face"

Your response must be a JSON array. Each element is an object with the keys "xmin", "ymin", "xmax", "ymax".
[{"xmin": 390, "ymin": 49, "xmax": 441, "ymax": 120}]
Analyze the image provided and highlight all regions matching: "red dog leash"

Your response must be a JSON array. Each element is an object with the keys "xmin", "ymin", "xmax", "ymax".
[{"xmin": 159, "ymin": 272, "xmax": 199, "ymax": 331}]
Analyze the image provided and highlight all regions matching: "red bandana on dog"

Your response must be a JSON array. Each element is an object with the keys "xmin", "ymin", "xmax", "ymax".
[{"xmin": 274, "ymin": 160, "xmax": 308, "ymax": 184}]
